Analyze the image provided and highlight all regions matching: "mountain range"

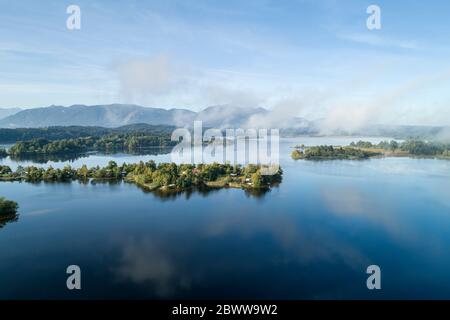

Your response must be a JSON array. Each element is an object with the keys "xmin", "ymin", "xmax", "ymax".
[
  {"xmin": 0, "ymin": 104, "xmax": 311, "ymax": 130},
  {"xmin": 0, "ymin": 104, "xmax": 193, "ymax": 128},
  {"xmin": 0, "ymin": 108, "xmax": 22, "ymax": 120},
  {"xmin": 0, "ymin": 104, "xmax": 448, "ymax": 140}
]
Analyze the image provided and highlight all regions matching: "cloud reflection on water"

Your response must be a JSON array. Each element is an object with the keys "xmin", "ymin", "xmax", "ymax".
[{"xmin": 114, "ymin": 237, "xmax": 191, "ymax": 297}]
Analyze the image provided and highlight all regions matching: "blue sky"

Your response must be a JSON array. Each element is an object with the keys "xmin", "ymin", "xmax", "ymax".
[{"xmin": 1, "ymin": 0, "xmax": 450, "ymax": 126}]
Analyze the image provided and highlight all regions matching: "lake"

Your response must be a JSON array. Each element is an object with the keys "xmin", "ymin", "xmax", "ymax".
[{"xmin": 1, "ymin": 137, "xmax": 450, "ymax": 299}]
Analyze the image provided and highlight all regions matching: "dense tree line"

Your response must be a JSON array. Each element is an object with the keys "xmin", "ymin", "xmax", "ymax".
[
  {"xmin": 350, "ymin": 140, "xmax": 450, "ymax": 156},
  {"xmin": 0, "ymin": 162, "xmax": 283, "ymax": 192},
  {"xmin": 350, "ymin": 140, "xmax": 399, "ymax": 151},
  {"xmin": 129, "ymin": 162, "xmax": 283, "ymax": 190},
  {"xmin": 0, "ymin": 126, "xmax": 109, "ymax": 143},
  {"xmin": 292, "ymin": 140, "xmax": 450, "ymax": 160},
  {"xmin": 0, "ymin": 161, "xmax": 134, "ymax": 182},
  {"xmin": 7, "ymin": 133, "xmax": 177, "ymax": 156},
  {"xmin": 291, "ymin": 146, "xmax": 380, "ymax": 160},
  {"xmin": 0, "ymin": 124, "xmax": 176, "ymax": 143}
]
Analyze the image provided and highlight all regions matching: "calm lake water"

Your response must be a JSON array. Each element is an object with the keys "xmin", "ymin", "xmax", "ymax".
[{"xmin": 1, "ymin": 137, "xmax": 450, "ymax": 299}]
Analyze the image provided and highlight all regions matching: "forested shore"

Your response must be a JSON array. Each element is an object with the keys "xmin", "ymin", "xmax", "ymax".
[
  {"xmin": 291, "ymin": 140, "xmax": 450, "ymax": 160},
  {"xmin": 0, "ymin": 161, "xmax": 283, "ymax": 193}
]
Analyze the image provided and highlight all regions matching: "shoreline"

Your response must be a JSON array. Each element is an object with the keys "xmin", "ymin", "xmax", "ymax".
[
  {"xmin": 0, "ymin": 162, "xmax": 283, "ymax": 194},
  {"xmin": 291, "ymin": 140, "xmax": 450, "ymax": 161}
]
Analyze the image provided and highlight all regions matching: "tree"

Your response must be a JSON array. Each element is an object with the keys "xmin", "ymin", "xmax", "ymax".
[
  {"xmin": 251, "ymin": 170, "xmax": 263, "ymax": 188},
  {"xmin": 291, "ymin": 150, "xmax": 303, "ymax": 160},
  {"xmin": 389, "ymin": 140, "xmax": 399, "ymax": 151},
  {"xmin": 0, "ymin": 165, "xmax": 12, "ymax": 175},
  {"xmin": 0, "ymin": 197, "xmax": 18, "ymax": 216},
  {"xmin": 78, "ymin": 164, "xmax": 89, "ymax": 180}
]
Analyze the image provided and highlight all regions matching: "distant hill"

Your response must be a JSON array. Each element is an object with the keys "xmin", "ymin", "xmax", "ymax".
[
  {"xmin": 0, "ymin": 108, "xmax": 21, "ymax": 120},
  {"xmin": 0, "ymin": 104, "xmax": 304, "ymax": 129},
  {"xmin": 0, "ymin": 104, "xmax": 195, "ymax": 128},
  {"xmin": 1, "ymin": 104, "xmax": 448, "ymax": 141}
]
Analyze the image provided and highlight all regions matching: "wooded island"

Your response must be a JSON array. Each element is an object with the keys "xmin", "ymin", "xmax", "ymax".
[
  {"xmin": 291, "ymin": 140, "xmax": 450, "ymax": 160},
  {"xmin": 0, "ymin": 161, "xmax": 283, "ymax": 193}
]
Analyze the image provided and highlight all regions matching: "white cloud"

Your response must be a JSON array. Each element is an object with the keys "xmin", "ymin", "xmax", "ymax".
[
  {"xmin": 319, "ymin": 68, "xmax": 450, "ymax": 132},
  {"xmin": 117, "ymin": 54, "xmax": 177, "ymax": 104}
]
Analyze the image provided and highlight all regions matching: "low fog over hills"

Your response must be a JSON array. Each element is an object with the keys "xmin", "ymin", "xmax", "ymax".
[
  {"xmin": 0, "ymin": 104, "xmax": 448, "ymax": 140},
  {"xmin": 0, "ymin": 104, "xmax": 311, "ymax": 130}
]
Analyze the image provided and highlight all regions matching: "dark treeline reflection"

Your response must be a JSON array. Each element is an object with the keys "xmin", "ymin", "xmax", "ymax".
[
  {"xmin": 0, "ymin": 214, "xmax": 18, "ymax": 230},
  {"xmin": 78, "ymin": 180, "xmax": 271, "ymax": 200},
  {"xmin": 130, "ymin": 183, "xmax": 272, "ymax": 201},
  {"xmin": 9, "ymin": 153, "xmax": 90, "ymax": 164},
  {"xmin": 63, "ymin": 180, "xmax": 272, "ymax": 200},
  {"xmin": 7, "ymin": 147, "xmax": 173, "ymax": 164}
]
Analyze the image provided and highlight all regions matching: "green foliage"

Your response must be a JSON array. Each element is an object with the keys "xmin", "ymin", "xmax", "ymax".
[
  {"xmin": 0, "ymin": 124, "xmax": 176, "ymax": 143},
  {"xmin": 0, "ymin": 162, "xmax": 283, "ymax": 193},
  {"xmin": 243, "ymin": 164, "xmax": 258, "ymax": 177},
  {"xmin": 291, "ymin": 150, "xmax": 303, "ymax": 160},
  {"xmin": 0, "ymin": 165, "xmax": 12, "ymax": 175},
  {"xmin": 8, "ymin": 132, "xmax": 176, "ymax": 156},
  {"xmin": 376, "ymin": 140, "xmax": 399, "ymax": 151},
  {"xmin": 0, "ymin": 197, "xmax": 18, "ymax": 216},
  {"xmin": 349, "ymin": 141, "xmax": 374, "ymax": 149},
  {"xmin": 251, "ymin": 171, "xmax": 263, "ymax": 188},
  {"xmin": 399, "ymin": 140, "xmax": 446, "ymax": 155},
  {"xmin": 3, "ymin": 124, "xmax": 178, "ymax": 157},
  {"xmin": 292, "ymin": 145, "xmax": 378, "ymax": 160},
  {"xmin": 350, "ymin": 140, "xmax": 450, "ymax": 156},
  {"xmin": 294, "ymin": 139, "xmax": 450, "ymax": 160}
]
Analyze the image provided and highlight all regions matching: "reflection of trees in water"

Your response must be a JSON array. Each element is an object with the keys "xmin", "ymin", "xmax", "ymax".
[
  {"xmin": 96, "ymin": 147, "xmax": 173, "ymax": 157},
  {"xmin": 90, "ymin": 179, "xmax": 122, "ymax": 186},
  {"xmin": 243, "ymin": 180, "xmax": 281, "ymax": 198},
  {"xmin": 22, "ymin": 179, "xmax": 271, "ymax": 200},
  {"xmin": 0, "ymin": 214, "xmax": 18, "ymax": 230},
  {"xmin": 151, "ymin": 188, "xmax": 194, "ymax": 201},
  {"xmin": 137, "ymin": 184, "xmax": 270, "ymax": 201},
  {"xmin": 117, "ymin": 147, "xmax": 173, "ymax": 156},
  {"xmin": 243, "ymin": 187, "xmax": 270, "ymax": 198},
  {"xmin": 8, "ymin": 147, "xmax": 173, "ymax": 164},
  {"xmin": 10, "ymin": 153, "xmax": 89, "ymax": 164}
]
